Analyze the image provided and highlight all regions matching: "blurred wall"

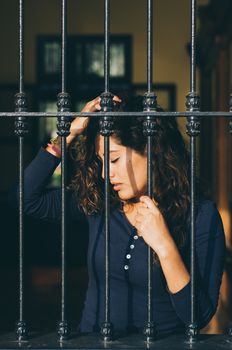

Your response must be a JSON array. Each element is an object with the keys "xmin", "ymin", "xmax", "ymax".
[{"xmin": 0, "ymin": 0, "xmax": 208, "ymax": 111}]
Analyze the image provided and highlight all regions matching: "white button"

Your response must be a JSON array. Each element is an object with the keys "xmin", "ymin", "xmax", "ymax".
[
  {"xmin": 126, "ymin": 254, "xmax": 131, "ymax": 259},
  {"xmin": 130, "ymin": 244, "xmax": 135, "ymax": 249},
  {"xmin": 124, "ymin": 265, "xmax": 129, "ymax": 270},
  {"xmin": 133, "ymin": 235, "xmax": 138, "ymax": 240}
]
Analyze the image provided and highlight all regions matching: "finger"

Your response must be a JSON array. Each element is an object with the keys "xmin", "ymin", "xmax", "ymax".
[
  {"xmin": 95, "ymin": 103, "xmax": 101, "ymax": 110},
  {"xmin": 139, "ymin": 196, "xmax": 158, "ymax": 210},
  {"xmin": 113, "ymin": 95, "xmax": 122, "ymax": 102}
]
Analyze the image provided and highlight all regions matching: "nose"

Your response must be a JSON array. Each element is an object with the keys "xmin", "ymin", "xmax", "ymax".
[{"xmin": 101, "ymin": 163, "xmax": 115, "ymax": 180}]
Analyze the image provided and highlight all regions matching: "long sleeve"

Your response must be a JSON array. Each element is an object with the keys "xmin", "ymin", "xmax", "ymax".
[
  {"xmin": 167, "ymin": 200, "xmax": 226, "ymax": 329},
  {"xmin": 8, "ymin": 148, "xmax": 84, "ymax": 223}
]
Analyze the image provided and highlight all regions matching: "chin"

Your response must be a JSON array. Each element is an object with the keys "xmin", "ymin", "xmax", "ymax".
[{"xmin": 118, "ymin": 191, "xmax": 135, "ymax": 201}]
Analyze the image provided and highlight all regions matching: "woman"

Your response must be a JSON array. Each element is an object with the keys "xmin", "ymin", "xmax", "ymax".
[{"xmin": 10, "ymin": 96, "xmax": 225, "ymax": 335}]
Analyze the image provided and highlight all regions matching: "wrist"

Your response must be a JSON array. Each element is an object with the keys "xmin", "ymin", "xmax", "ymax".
[{"xmin": 154, "ymin": 238, "xmax": 177, "ymax": 260}]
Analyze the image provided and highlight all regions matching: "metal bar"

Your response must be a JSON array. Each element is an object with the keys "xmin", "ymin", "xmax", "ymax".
[
  {"xmin": 2, "ymin": 111, "xmax": 232, "ymax": 118},
  {"xmin": 18, "ymin": 136, "xmax": 24, "ymax": 323},
  {"xmin": 147, "ymin": 0, "xmax": 153, "ymax": 93},
  {"xmin": 104, "ymin": 0, "xmax": 110, "ymax": 92},
  {"xmin": 185, "ymin": 0, "xmax": 200, "ymax": 342},
  {"xmin": 61, "ymin": 0, "xmax": 67, "ymax": 93},
  {"xmin": 14, "ymin": 0, "xmax": 28, "ymax": 341},
  {"xmin": 190, "ymin": 136, "xmax": 196, "ymax": 325},
  {"xmin": 61, "ymin": 137, "xmax": 67, "ymax": 322},
  {"xmin": 104, "ymin": 136, "xmax": 110, "ymax": 325},
  {"xmin": 56, "ymin": 0, "xmax": 70, "ymax": 341},
  {"xmin": 99, "ymin": 0, "xmax": 114, "ymax": 341},
  {"xmin": 189, "ymin": 0, "xmax": 197, "ymax": 330},
  {"xmin": 143, "ymin": 0, "xmax": 156, "ymax": 343},
  {"xmin": 19, "ymin": 0, "xmax": 24, "ymax": 93},
  {"xmin": 190, "ymin": 0, "xmax": 197, "ymax": 93}
]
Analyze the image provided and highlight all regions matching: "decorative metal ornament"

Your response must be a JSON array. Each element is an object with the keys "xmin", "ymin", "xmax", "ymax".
[
  {"xmin": 15, "ymin": 321, "xmax": 28, "ymax": 341},
  {"xmin": 143, "ymin": 321, "xmax": 157, "ymax": 342},
  {"xmin": 57, "ymin": 92, "xmax": 72, "ymax": 112},
  {"xmin": 100, "ymin": 92, "xmax": 114, "ymax": 137},
  {"xmin": 186, "ymin": 322, "xmax": 198, "ymax": 342},
  {"xmin": 57, "ymin": 92, "xmax": 71, "ymax": 137},
  {"xmin": 100, "ymin": 321, "xmax": 114, "ymax": 342},
  {"xmin": 14, "ymin": 92, "xmax": 28, "ymax": 112},
  {"xmin": 229, "ymin": 94, "xmax": 232, "ymax": 134},
  {"xmin": 185, "ymin": 92, "xmax": 200, "ymax": 112},
  {"xmin": 186, "ymin": 92, "xmax": 200, "ymax": 137},
  {"xmin": 14, "ymin": 92, "xmax": 29, "ymax": 137},
  {"xmin": 57, "ymin": 320, "xmax": 69, "ymax": 341},
  {"xmin": 143, "ymin": 92, "xmax": 157, "ymax": 137}
]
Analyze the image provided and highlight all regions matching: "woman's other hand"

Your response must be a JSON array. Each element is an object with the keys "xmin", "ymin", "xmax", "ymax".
[{"xmin": 134, "ymin": 196, "xmax": 175, "ymax": 258}]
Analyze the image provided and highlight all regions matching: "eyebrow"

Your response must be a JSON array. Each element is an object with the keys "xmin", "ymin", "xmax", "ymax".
[
  {"xmin": 102, "ymin": 151, "xmax": 119, "ymax": 156},
  {"xmin": 97, "ymin": 150, "xmax": 119, "ymax": 157}
]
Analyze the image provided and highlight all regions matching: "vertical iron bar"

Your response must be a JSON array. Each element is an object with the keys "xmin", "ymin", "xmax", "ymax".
[
  {"xmin": 147, "ymin": 0, "xmax": 153, "ymax": 93},
  {"xmin": 61, "ymin": 136, "xmax": 67, "ymax": 324},
  {"xmin": 19, "ymin": 0, "xmax": 24, "ymax": 94},
  {"xmin": 14, "ymin": 0, "xmax": 28, "ymax": 341},
  {"xmin": 190, "ymin": 0, "xmax": 196, "ymax": 94},
  {"xmin": 143, "ymin": 0, "xmax": 157, "ymax": 342},
  {"xmin": 228, "ymin": 95, "xmax": 232, "ymax": 337},
  {"xmin": 104, "ymin": 135, "xmax": 110, "ymax": 325},
  {"xmin": 19, "ymin": 0, "xmax": 24, "ymax": 326},
  {"xmin": 100, "ymin": 0, "xmax": 114, "ymax": 341},
  {"xmin": 104, "ymin": 0, "xmax": 110, "ymax": 93},
  {"xmin": 57, "ymin": 0, "xmax": 71, "ymax": 341},
  {"xmin": 61, "ymin": 0, "xmax": 67, "ymax": 93},
  {"xmin": 185, "ymin": 0, "xmax": 200, "ymax": 342}
]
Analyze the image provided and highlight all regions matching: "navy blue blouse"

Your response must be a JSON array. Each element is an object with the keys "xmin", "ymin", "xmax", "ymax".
[{"xmin": 9, "ymin": 148, "xmax": 226, "ymax": 335}]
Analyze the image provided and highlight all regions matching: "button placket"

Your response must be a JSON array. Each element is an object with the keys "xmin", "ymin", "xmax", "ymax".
[{"xmin": 124, "ymin": 228, "xmax": 139, "ymax": 271}]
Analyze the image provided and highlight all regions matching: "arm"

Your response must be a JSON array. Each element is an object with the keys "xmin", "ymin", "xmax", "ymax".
[
  {"xmin": 8, "ymin": 97, "xmax": 101, "ymax": 221},
  {"xmin": 8, "ymin": 148, "xmax": 83, "ymax": 222},
  {"xmin": 9, "ymin": 95, "xmax": 121, "ymax": 222},
  {"xmin": 134, "ymin": 197, "xmax": 226, "ymax": 329}
]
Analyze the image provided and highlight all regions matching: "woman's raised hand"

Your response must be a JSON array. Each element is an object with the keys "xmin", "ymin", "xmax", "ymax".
[
  {"xmin": 46, "ymin": 95, "xmax": 121, "ymax": 157},
  {"xmin": 67, "ymin": 95, "xmax": 121, "ymax": 144}
]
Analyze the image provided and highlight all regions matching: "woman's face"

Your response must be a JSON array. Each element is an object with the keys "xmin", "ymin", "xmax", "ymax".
[{"xmin": 96, "ymin": 135, "xmax": 147, "ymax": 201}]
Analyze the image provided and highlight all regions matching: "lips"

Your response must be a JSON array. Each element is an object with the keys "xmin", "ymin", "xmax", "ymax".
[{"xmin": 111, "ymin": 183, "xmax": 122, "ymax": 191}]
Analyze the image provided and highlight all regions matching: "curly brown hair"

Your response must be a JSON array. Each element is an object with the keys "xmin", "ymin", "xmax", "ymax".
[{"xmin": 69, "ymin": 97, "xmax": 191, "ymax": 250}]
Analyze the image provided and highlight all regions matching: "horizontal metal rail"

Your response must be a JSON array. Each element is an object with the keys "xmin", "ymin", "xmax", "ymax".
[{"xmin": 1, "ymin": 111, "xmax": 232, "ymax": 118}]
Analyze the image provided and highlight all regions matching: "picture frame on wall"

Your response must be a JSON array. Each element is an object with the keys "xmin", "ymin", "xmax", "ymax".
[{"xmin": 37, "ymin": 35, "xmax": 132, "ymax": 87}]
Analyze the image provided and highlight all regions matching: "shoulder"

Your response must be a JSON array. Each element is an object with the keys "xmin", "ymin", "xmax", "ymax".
[{"xmin": 195, "ymin": 198, "xmax": 225, "ymax": 240}]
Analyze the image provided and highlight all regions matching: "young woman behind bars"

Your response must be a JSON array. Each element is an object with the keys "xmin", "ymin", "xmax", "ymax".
[{"xmin": 9, "ymin": 95, "xmax": 225, "ymax": 335}]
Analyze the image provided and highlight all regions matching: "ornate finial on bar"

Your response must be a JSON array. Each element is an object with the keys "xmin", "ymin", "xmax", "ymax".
[
  {"xmin": 56, "ymin": 92, "xmax": 71, "ymax": 137},
  {"xmin": 14, "ymin": 92, "xmax": 28, "ymax": 112},
  {"xmin": 229, "ymin": 94, "xmax": 232, "ymax": 134},
  {"xmin": 143, "ymin": 321, "xmax": 157, "ymax": 342},
  {"xmin": 228, "ymin": 323, "xmax": 232, "ymax": 337},
  {"xmin": 14, "ymin": 92, "xmax": 29, "ymax": 137},
  {"xmin": 57, "ymin": 92, "xmax": 72, "ymax": 112},
  {"xmin": 100, "ymin": 321, "xmax": 114, "ymax": 342},
  {"xmin": 143, "ymin": 92, "xmax": 157, "ymax": 111},
  {"xmin": 143, "ymin": 92, "xmax": 157, "ymax": 137},
  {"xmin": 186, "ymin": 92, "xmax": 200, "ymax": 112},
  {"xmin": 16, "ymin": 321, "xmax": 28, "ymax": 341},
  {"xmin": 186, "ymin": 92, "xmax": 200, "ymax": 137},
  {"xmin": 186, "ymin": 322, "xmax": 198, "ymax": 342},
  {"xmin": 100, "ymin": 92, "xmax": 114, "ymax": 136},
  {"xmin": 57, "ymin": 320, "xmax": 69, "ymax": 341}
]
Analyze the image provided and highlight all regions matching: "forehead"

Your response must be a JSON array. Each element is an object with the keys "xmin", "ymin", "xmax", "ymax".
[{"xmin": 95, "ymin": 135, "xmax": 123, "ymax": 155}]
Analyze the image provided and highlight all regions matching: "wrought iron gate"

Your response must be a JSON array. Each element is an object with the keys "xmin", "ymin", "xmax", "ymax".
[{"xmin": 0, "ymin": 0, "xmax": 231, "ymax": 349}]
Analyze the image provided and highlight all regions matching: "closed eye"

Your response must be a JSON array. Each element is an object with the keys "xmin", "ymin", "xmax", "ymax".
[{"xmin": 110, "ymin": 158, "xmax": 119, "ymax": 164}]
